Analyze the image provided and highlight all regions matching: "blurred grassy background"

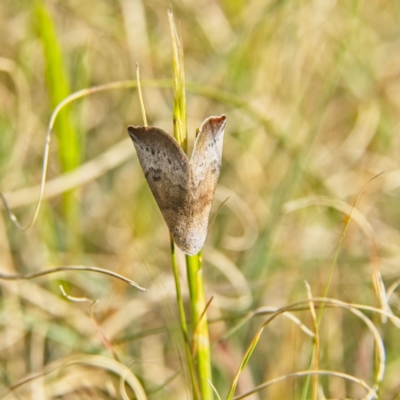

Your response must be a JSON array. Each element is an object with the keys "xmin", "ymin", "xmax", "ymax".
[{"xmin": 1, "ymin": 0, "xmax": 400, "ymax": 398}]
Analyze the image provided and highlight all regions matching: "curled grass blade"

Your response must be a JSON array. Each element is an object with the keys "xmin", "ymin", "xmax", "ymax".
[{"xmin": 0, "ymin": 265, "xmax": 147, "ymax": 292}]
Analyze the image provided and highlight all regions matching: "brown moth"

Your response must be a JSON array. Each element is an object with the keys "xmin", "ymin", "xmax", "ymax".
[{"xmin": 127, "ymin": 115, "xmax": 226, "ymax": 255}]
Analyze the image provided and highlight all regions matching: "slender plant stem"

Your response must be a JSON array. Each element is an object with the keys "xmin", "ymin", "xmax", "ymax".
[
  {"xmin": 186, "ymin": 252, "xmax": 213, "ymax": 400},
  {"xmin": 170, "ymin": 235, "xmax": 199, "ymax": 400},
  {"xmin": 169, "ymin": 10, "xmax": 213, "ymax": 399}
]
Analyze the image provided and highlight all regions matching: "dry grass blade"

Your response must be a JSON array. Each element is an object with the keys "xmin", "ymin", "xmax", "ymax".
[
  {"xmin": 1, "ymin": 355, "xmax": 147, "ymax": 400},
  {"xmin": 0, "ymin": 265, "xmax": 147, "ymax": 292},
  {"xmin": 305, "ymin": 282, "xmax": 320, "ymax": 400},
  {"xmin": 232, "ymin": 370, "xmax": 378, "ymax": 400}
]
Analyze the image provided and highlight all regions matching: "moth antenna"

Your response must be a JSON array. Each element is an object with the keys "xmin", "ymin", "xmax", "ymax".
[{"xmin": 136, "ymin": 62, "xmax": 148, "ymax": 127}]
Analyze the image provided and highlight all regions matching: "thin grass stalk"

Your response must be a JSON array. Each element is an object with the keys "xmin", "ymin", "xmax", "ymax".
[
  {"xmin": 169, "ymin": 10, "xmax": 213, "ymax": 400},
  {"xmin": 226, "ymin": 327, "xmax": 264, "ymax": 400},
  {"xmin": 168, "ymin": 11, "xmax": 187, "ymax": 153},
  {"xmin": 305, "ymin": 283, "xmax": 320, "ymax": 400},
  {"xmin": 186, "ymin": 252, "xmax": 213, "ymax": 399},
  {"xmin": 170, "ymin": 235, "xmax": 200, "ymax": 400}
]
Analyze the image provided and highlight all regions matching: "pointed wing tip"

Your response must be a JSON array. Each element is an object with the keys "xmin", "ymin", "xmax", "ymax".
[
  {"xmin": 202, "ymin": 115, "xmax": 227, "ymax": 132},
  {"xmin": 216, "ymin": 115, "xmax": 227, "ymax": 129},
  {"xmin": 127, "ymin": 125, "xmax": 136, "ymax": 136},
  {"xmin": 127, "ymin": 125, "xmax": 148, "ymax": 140},
  {"xmin": 211, "ymin": 114, "xmax": 227, "ymax": 124}
]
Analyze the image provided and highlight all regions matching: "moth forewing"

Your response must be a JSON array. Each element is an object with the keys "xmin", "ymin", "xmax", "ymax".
[
  {"xmin": 127, "ymin": 115, "xmax": 226, "ymax": 255},
  {"xmin": 190, "ymin": 116, "xmax": 226, "ymax": 184}
]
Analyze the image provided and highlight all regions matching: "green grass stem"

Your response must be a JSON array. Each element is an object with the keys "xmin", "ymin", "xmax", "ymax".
[
  {"xmin": 186, "ymin": 253, "xmax": 213, "ymax": 400},
  {"xmin": 170, "ymin": 236, "xmax": 199, "ymax": 399},
  {"xmin": 34, "ymin": 0, "xmax": 80, "ymax": 250},
  {"xmin": 169, "ymin": 10, "xmax": 213, "ymax": 400}
]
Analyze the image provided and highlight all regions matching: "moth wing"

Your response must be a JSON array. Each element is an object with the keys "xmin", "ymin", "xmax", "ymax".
[
  {"xmin": 128, "ymin": 117, "xmax": 226, "ymax": 256},
  {"xmin": 127, "ymin": 126, "xmax": 190, "ymax": 238},
  {"xmin": 190, "ymin": 115, "xmax": 226, "ymax": 192},
  {"xmin": 186, "ymin": 115, "xmax": 226, "ymax": 252}
]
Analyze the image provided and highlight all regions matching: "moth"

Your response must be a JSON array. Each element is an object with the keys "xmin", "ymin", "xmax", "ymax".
[{"xmin": 127, "ymin": 115, "xmax": 226, "ymax": 255}]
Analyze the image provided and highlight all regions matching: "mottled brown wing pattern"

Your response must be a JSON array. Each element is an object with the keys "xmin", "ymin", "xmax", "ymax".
[
  {"xmin": 187, "ymin": 116, "xmax": 227, "ymax": 250},
  {"xmin": 190, "ymin": 115, "xmax": 226, "ymax": 188},
  {"xmin": 127, "ymin": 126, "xmax": 190, "ymax": 233},
  {"xmin": 127, "ymin": 115, "xmax": 226, "ymax": 255}
]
